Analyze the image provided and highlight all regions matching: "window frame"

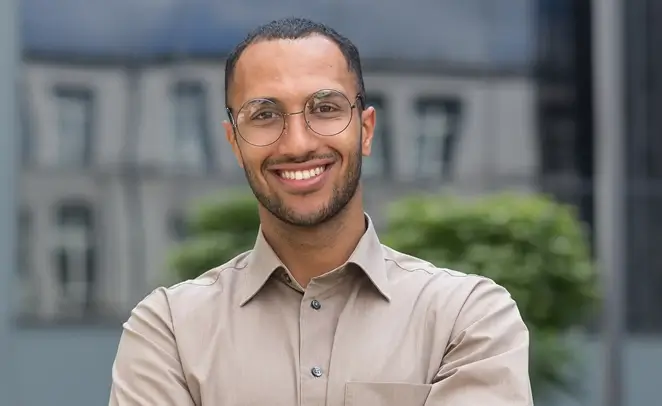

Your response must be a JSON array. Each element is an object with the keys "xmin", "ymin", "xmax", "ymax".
[
  {"xmin": 413, "ymin": 97, "xmax": 463, "ymax": 181},
  {"xmin": 170, "ymin": 80, "xmax": 215, "ymax": 172},
  {"xmin": 167, "ymin": 209, "xmax": 189, "ymax": 242},
  {"xmin": 52, "ymin": 200, "xmax": 97, "ymax": 318},
  {"xmin": 52, "ymin": 85, "xmax": 95, "ymax": 167}
]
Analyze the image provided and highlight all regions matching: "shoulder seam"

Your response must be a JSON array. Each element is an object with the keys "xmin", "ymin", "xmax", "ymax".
[
  {"xmin": 385, "ymin": 258, "xmax": 469, "ymax": 278},
  {"xmin": 382, "ymin": 246, "xmax": 472, "ymax": 278},
  {"xmin": 167, "ymin": 260, "xmax": 249, "ymax": 290}
]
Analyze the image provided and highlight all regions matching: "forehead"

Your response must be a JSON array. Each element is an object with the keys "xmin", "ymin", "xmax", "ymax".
[{"xmin": 230, "ymin": 35, "xmax": 355, "ymax": 106}]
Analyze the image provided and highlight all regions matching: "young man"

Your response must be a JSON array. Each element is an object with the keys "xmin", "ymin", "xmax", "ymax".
[{"xmin": 109, "ymin": 17, "xmax": 533, "ymax": 406}]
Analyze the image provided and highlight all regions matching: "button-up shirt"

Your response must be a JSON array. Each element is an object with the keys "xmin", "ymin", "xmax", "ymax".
[{"xmin": 110, "ymin": 216, "xmax": 533, "ymax": 405}]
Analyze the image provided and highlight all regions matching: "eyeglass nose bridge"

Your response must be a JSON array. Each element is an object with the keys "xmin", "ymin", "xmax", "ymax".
[
  {"xmin": 282, "ymin": 110, "xmax": 305, "ymax": 118},
  {"xmin": 281, "ymin": 109, "xmax": 312, "ymax": 133}
]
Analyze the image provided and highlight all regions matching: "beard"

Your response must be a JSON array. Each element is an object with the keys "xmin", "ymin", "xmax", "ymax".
[{"xmin": 242, "ymin": 145, "xmax": 362, "ymax": 228}]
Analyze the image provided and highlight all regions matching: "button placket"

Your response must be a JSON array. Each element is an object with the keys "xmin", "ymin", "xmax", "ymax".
[{"xmin": 299, "ymin": 284, "xmax": 334, "ymax": 404}]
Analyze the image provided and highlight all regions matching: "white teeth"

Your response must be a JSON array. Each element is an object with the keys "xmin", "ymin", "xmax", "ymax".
[{"xmin": 280, "ymin": 166, "xmax": 326, "ymax": 180}]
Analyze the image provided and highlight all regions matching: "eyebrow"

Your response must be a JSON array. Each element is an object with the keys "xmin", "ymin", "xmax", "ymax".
[
  {"xmin": 242, "ymin": 88, "xmax": 348, "ymax": 105},
  {"xmin": 258, "ymin": 97, "xmax": 281, "ymax": 104}
]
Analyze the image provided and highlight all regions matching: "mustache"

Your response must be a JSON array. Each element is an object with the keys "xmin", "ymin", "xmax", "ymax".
[{"xmin": 263, "ymin": 152, "xmax": 338, "ymax": 167}]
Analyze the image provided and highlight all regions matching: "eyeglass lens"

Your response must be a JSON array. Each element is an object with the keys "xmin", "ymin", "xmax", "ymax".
[{"xmin": 235, "ymin": 89, "xmax": 353, "ymax": 146}]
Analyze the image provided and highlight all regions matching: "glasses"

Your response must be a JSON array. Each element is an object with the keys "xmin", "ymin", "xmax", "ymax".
[{"xmin": 227, "ymin": 89, "xmax": 361, "ymax": 147}]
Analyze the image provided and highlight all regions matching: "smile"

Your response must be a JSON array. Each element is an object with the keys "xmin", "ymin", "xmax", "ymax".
[
  {"xmin": 269, "ymin": 162, "xmax": 334, "ymax": 193},
  {"xmin": 278, "ymin": 166, "xmax": 326, "ymax": 180}
]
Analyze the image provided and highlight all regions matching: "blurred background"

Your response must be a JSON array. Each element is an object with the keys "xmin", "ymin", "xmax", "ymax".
[{"xmin": 0, "ymin": 0, "xmax": 657, "ymax": 405}]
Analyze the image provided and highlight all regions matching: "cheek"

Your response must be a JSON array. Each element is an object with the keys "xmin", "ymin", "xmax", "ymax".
[
  {"xmin": 332, "ymin": 127, "xmax": 361, "ymax": 153},
  {"xmin": 237, "ymin": 146, "xmax": 268, "ymax": 175},
  {"xmin": 334, "ymin": 135, "xmax": 362, "ymax": 165}
]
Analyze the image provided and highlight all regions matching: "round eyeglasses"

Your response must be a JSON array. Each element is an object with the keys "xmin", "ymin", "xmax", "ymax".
[{"xmin": 227, "ymin": 89, "xmax": 361, "ymax": 147}]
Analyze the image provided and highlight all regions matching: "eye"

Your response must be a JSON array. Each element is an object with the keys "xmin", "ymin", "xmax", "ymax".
[
  {"xmin": 252, "ymin": 110, "xmax": 280, "ymax": 120},
  {"xmin": 311, "ymin": 104, "xmax": 338, "ymax": 114}
]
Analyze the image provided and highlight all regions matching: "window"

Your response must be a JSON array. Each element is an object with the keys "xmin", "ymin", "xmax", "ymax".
[
  {"xmin": 539, "ymin": 106, "xmax": 579, "ymax": 177},
  {"xmin": 414, "ymin": 98, "xmax": 463, "ymax": 180},
  {"xmin": 53, "ymin": 202, "xmax": 96, "ymax": 318},
  {"xmin": 16, "ymin": 208, "xmax": 37, "ymax": 315},
  {"xmin": 19, "ymin": 86, "xmax": 33, "ymax": 166},
  {"xmin": 537, "ymin": 0, "xmax": 576, "ymax": 75},
  {"xmin": 168, "ymin": 211, "xmax": 189, "ymax": 242},
  {"xmin": 362, "ymin": 95, "xmax": 392, "ymax": 178},
  {"xmin": 538, "ymin": 105, "xmax": 594, "ymax": 241},
  {"xmin": 171, "ymin": 82, "xmax": 214, "ymax": 171},
  {"xmin": 54, "ymin": 87, "xmax": 94, "ymax": 167}
]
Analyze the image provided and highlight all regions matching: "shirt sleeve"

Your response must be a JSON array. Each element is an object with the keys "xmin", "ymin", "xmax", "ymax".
[
  {"xmin": 109, "ymin": 288, "xmax": 196, "ymax": 406},
  {"xmin": 425, "ymin": 277, "xmax": 534, "ymax": 405}
]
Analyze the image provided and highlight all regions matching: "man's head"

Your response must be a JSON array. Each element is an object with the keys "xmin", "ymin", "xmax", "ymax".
[{"xmin": 223, "ymin": 17, "xmax": 376, "ymax": 227}]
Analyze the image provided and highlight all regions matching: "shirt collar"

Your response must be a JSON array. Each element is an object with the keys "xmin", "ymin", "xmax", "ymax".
[{"xmin": 238, "ymin": 214, "xmax": 391, "ymax": 306}]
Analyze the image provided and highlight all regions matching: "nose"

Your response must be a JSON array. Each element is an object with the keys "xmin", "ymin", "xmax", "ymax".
[{"xmin": 276, "ymin": 112, "xmax": 321, "ymax": 157}]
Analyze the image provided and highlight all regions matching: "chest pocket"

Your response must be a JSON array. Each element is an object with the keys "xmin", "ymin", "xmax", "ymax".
[{"xmin": 344, "ymin": 382, "xmax": 432, "ymax": 405}]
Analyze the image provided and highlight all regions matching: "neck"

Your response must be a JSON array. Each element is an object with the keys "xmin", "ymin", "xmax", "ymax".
[{"xmin": 259, "ymin": 195, "xmax": 367, "ymax": 287}]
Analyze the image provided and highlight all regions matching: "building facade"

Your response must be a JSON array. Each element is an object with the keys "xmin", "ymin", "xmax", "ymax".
[
  {"xmin": 623, "ymin": 0, "xmax": 662, "ymax": 335},
  {"xmin": 3, "ymin": 0, "xmax": 662, "ymax": 405},
  {"xmin": 15, "ymin": 56, "xmax": 538, "ymax": 325}
]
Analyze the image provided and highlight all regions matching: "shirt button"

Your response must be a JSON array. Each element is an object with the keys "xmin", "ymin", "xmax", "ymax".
[
  {"xmin": 311, "ymin": 367, "xmax": 323, "ymax": 377},
  {"xmin": 310, "ymin": 299, "xmax": 321, "ymax": 310}
]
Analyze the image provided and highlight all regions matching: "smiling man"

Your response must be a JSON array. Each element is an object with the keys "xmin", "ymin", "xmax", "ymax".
[{"xmin": 109, "ymin": 17, "xmax": 533, "ymax": 406}]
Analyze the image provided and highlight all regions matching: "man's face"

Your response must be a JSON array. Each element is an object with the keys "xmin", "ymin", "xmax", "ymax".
[{"xmin": 224, "ymin": 35, "xmax": 376, "ymax": 227}]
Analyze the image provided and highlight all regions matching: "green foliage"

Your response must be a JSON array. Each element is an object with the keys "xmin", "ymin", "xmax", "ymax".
[
  {"xmin": 169, "ymin": 194, "xmax": 260, "ymax": 281},
  {"xmin": 169, "ymin": 191, "xmax": 598, "ymax": 399},
  {"xmin": 381, "ymin": 192, "xmax": 599, "ymax": 398}
]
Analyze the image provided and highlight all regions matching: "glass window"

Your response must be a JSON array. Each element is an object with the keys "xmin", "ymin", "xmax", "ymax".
[
  {"xmin": 54, "ymin": 87, "xmax": 94, "ymax": 167},
  {"xmin": 19, "ymin": 85, "xmax": 33, "ymax": 166},
  {"xmin": 539, "ymin": 106, "xmax": 578, "ymax": 177},
  {"xmin": 53, "ymin": 202, "xmax": 96, "ymax": 318},
  {"xmin": 171, "ymin": 82, "xmax": 214, "ymax": 172},
  {"xmin": 537, "ymin": 0, "xmax": 575, "ymax": 74},
  {"xmin": 17, "ymin": 209, "xmax": 31, "ymax": 277},
  {"xmin": 168, "ymin": 211, "xmax": 188, "ymax": 242},
  {"xmin": 362, "ymin": 95, "xmax": 391, "ymax": 178},
  {"xmin": 16, "ymin": 208, "xmax": 37, "ymax": 316},
  {"xmin": 414, "ymin": 98, "xmax": 463, "ymax": 181}
]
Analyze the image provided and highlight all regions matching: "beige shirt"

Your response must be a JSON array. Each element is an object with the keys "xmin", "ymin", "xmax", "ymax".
[{"xmin": 110, "ymin": 216, "xmax": 533, "ymax": 406}]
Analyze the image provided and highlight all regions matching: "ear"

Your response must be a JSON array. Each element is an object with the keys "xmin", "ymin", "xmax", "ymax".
[
  {"xmin": 223, "ymin": 120, "xmax": 244, "ymax": 168},
  {"xmin": 360, "ymin": 106, "xmax": 376, "ymax": 157}
]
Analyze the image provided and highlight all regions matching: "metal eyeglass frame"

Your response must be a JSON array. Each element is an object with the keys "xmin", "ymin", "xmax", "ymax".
[{"xmin": 226, "ymin": 90, "xmax": 363, "ymax": 147}]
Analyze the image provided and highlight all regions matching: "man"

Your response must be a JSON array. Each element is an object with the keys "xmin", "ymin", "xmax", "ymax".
[{"xmin": 109, "ymin": 17, "xmax": 533, "ymax": 406}]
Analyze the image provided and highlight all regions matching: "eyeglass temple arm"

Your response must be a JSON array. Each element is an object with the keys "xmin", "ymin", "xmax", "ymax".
[{"xmin": 225, "ymin": 107, "xmax": 237, "ymax": 126}]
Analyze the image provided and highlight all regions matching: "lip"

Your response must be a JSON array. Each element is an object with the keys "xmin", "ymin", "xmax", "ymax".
[
  {"xmin": 267, "ymin": 159, "xmax": 335, "ymax": 171},
  {"xmin": 269, "ymin": 162, "xmax": 334, "ymax": 194}
]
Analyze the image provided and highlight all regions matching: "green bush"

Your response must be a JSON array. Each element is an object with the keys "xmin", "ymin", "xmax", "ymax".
[
  {"xmin": 169, "ymin": 192, "xmax": 598, "ymax": 399},
  {"xmin": 381, "ymin": 192, "xmax": 598, "ymax": 398},
  {"xmin": 169, "ymin": 194, "xmax": 260, "ymax": 281}
]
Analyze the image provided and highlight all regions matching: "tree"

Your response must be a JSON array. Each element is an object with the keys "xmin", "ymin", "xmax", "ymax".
[
  {"xmin": 169, "ymin": 194, "xmax": 260, "ymax": 280},
  {"xmin": 169, "ymin": 192, "xmax": 598, "ymax": 400},
  {"xmin": 381, "ymin": 192, "xmax": 598, "ymax": 398}
]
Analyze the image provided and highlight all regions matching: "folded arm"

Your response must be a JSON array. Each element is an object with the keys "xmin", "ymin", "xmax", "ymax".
[
  {"xmin": 425, "ymin": 277, "xmax": 534, "ymax": 405},
  {"xmin": 109, "ymin": 288, "xmax": 196, "ymax": 406}
]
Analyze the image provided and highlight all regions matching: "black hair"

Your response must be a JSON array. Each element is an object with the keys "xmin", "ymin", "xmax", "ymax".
[{"xmin": 224, "ymin": 17, "xmax": 366, "ymax": 111}]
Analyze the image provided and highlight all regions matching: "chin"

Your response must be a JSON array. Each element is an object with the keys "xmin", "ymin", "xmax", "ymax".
[
  {"xmin": 284, "ymin": 204, "xmax": 331, "ymax": 222},
  {"xmin": 275, "ymin": 200, "xmax": 341, "ymax": 227}
]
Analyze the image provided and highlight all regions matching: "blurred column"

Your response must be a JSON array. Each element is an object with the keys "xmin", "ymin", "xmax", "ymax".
[
  {"xmin": 0, "ymin": 0, "xmax": 19, "ymax": 402},
  {"xmin": 592, "ymin": 0, "xmax": 626, "ymax": 405}
]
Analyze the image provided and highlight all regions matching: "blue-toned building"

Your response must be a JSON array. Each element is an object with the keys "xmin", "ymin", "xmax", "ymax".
[{"xmin": 1, "ymin": 1, "xmax": 661, "ymax": 405}]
